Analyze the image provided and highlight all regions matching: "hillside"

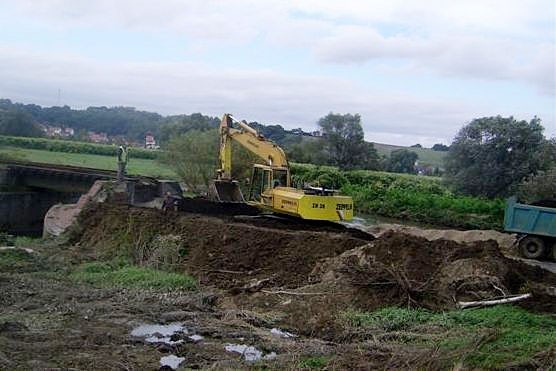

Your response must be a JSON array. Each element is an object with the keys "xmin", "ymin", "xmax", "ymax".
[{"xmin": 373, "ymin": 142, "xmax": 446, "ymax": 169}]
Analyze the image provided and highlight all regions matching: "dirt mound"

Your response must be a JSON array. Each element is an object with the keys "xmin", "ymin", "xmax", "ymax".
[
  {"xmin": 313, "ymin": 231, "xmax": 556, "ymax": 311},
  {"xmin": 73, "ymin": 204, "xmax": 369, "ymax": 289}
]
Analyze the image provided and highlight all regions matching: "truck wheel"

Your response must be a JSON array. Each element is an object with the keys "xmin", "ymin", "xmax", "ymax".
[{"xmin": 518, "ymin": 236, "xmax": 546, "ymax": 259}]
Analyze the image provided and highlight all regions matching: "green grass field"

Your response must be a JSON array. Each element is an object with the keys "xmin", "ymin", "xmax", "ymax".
[
  {"xmin": 0, "ymin": 146, "xmax": 177, "ymax": 179},
  {"xmin": 373, "ymin": 142, "xmax": 447, "ymax": 168}
]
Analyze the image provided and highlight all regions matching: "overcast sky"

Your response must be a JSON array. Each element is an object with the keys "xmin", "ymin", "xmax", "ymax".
[{"xmin": 0, "ymin": 0, "xmax": 554, "ymax": 145}]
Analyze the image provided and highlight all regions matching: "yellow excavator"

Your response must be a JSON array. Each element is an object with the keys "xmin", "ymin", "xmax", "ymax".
[{"xmin": 209, "ymin": 114, "xmax": 353, "ymax": 221}]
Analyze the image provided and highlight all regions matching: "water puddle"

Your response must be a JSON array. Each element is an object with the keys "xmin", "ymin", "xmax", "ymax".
[
  {"xmin": 188, "ymin": 334, "xmax": 204, "ymax": 342},
  {"xmin": 131, "ymin": 322, "xmax": 186, "ymax": 345},
  {"xmin": 225, "ymin": 343, "xmax": 277, "ymax": 362},
  {"xmin": 160, "ymin": 354, "xmax": 185, "ymax": 369},
  {"xmin": 270, "ymin": 328, "xmax": 297, "ymax": 338}
]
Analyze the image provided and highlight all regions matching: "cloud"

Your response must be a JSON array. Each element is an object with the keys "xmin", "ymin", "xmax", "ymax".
[
  {"xmin": 0, "ymin": 47, "xmax": 487, "ymax": 145},
  {"xmin": 4, "ymin": 0, "xmax": 554, "ymax": 93}
]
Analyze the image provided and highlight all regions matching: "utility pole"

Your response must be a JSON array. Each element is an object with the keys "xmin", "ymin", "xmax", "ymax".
[{"xmin": 57, "ymin": 88, "xmax": 61, "ymax": 106}]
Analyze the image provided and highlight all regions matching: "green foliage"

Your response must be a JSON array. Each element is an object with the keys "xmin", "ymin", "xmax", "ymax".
[
  {"xmin": 0, "ymin": 99, "xmax": 165, "ymax": 142},
  {"xmin": 0, "ymin": 135, "xmax": 158, "ymax": 159},
  {"xmin": 71, "ymin": 262, "xmax": 197, "ymax": 290},
  {"xmin": 387, "ymin": 148, "xmax": 418, "ymax": 174},
  {"xmin": 373, "ymin": 142, "xmax": 446, "ymax": 169},
  {"xmin": 161, "ymin": 129, "xmax": 218, "ymax": 192},
  {"xmin": 318, "ymin": 113, "xmax": 380, "ymax": 170},
  {"xmin": 445, "ymin": 116, "xmax": 548, "ymax": 198},
  {"xmin": 0, "ymin": 109, "xmax": 43, "ymax": 137},
  {"xmin": 158, "ymin": 113, "xmax": 220, "ymax": 144},
  {"xmin": 432, "ymin": 143, "xmax": 449, "ymax": 151},
  {"xmin": 291, "ymin": 163, "xmax": 504, "ymax": 229},
  {"xmin": 343, "ymin": 306, "xmax": 556, "ymax": 369},
  {"xmin": 517, "ymin": 167, "xmax": 556, "ymax": 203},
  {"xmin": 0, "ymin": 249, "xmax": 43, "ymax": 273},
  {"xmin": 298, "ymin": 356, "xmax": 330, "ymax": 369}
]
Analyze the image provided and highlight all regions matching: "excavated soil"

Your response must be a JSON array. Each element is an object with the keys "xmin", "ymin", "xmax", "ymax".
[
  {"xmin": 74, "ymin": 204, "xmax": 371, "ymax": 289},
  {"xmin": 73, "ymin": 204, "xmax": 556, "ymax": 315}
]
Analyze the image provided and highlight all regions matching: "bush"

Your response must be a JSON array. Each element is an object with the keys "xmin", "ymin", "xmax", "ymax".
[{"xmin": 291, "ymin": 163, "xmax": 504, "ymax": 229}]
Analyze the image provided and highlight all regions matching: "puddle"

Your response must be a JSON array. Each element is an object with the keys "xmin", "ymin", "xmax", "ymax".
[
  {"xmin": 160, "ymin": 354, "xmax": 185, "ymax": 369},
  {"xmin": 189, "ymin": 334, "xmax": 203, "ymax": 342},
  {"xmin": 225, "ymin": 343, "xmax": 277, "ymax": 362},
  {"xmin": 131, "ymin": 322, "xmax": 186, "ymax": 345},
  {"xmin": 270, "ymin": 328, "xmax": 297, "ymax": 338}
]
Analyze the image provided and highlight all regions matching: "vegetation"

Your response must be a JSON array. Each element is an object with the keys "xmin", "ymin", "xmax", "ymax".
[
  {"xmin": 517, "ymin": 167, "xmax": 556, "ymax": 203},
  {"xmin": 292, "ymin": 163, "xmax": 504, "ymax": 229},
  {"xmin": 298, "ymin": 356, "xmax": 330, "ymax": 369},
  {"xmin": 445, "ymin": 116, "xmax": 549, "ymax": 198},
  {"xmin": 0, "ymin": 146, "xmax": 176, "ymax": 179},
  {"xmin": 387, "ymin": 149, "xmax": 418, "ymax": 174},
  {"xmin": 0, "ymin": 135, "xmax": 158, "ymax": 159},
  {"xmin": 342, "ymin": 306, "xmax": 556, "ymax": 369},
  {"xmin": 317, "ymin": 113, "xmax": 380, "ymax": 170},
  {"xmin": 373, "ymin": 142, "xmax": 446, "ymax": 169},
  {"xmin": 0, "ymin": 108, "xmax": 44, "ymax": 137},
  {"xmin": 71, "ymin": 261, "xmax": 197, "ymax": 290},
  {"xmin": 162, "ymin": 130, "xmax": 218, "ymax": 192},
  {"xmin": 0, "ymin": 248, "xmax": 44, "ymax": 273}
]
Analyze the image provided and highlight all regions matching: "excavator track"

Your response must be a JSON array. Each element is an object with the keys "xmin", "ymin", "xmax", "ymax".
[{"xmin": 177, "ymin": 197, "xmax": 374, "ymax": 241}]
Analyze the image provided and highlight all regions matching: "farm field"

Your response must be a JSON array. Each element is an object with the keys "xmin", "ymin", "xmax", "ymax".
[
  {"xmin": 0, "ymin": 146, "xmax": 177, "ymax": 179},
  {"xmin": 373, "ymin": 142, "xmax": 447, "ymax": 168}
]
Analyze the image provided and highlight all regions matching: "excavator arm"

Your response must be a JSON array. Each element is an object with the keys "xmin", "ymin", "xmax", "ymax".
[{"xmin": 217, "ymin": 114, "xmax": 289, "ymax": 180}]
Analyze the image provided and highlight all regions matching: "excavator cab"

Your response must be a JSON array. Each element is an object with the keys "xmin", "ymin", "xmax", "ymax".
[{"xmin": 247, "ymin": 165, "xmax": 290, "ymax": 205}]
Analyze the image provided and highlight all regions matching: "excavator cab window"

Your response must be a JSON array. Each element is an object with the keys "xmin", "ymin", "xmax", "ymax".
[{"xmin": 272, "ymin": 169, "xmax": 289, "ymax": 188}]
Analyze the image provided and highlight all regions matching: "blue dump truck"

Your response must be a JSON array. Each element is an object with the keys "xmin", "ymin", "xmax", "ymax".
[{"xmin": 504, "ymin": 197, "xmax": 556, "ymax": 261}]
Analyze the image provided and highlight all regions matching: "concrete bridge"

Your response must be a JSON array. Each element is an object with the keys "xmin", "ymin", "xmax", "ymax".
[{"xmin": 0, "ymin": 161, "xmax": 179, "ymax": 235}]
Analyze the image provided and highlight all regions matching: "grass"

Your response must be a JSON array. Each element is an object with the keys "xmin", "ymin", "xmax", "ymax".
[
  {"xmin": 0, "ymin": 146, "xmax": 177, "ymax": 179},
  {"xmin": 298, "ymin": 356, "xmax": 330, "ymax": 369},
  {"xmin": 71, "ymin": 261, "xmax": 197, "ymax": 290},
  {"xmin": 342, "ymin": 306, "xmax": 556, "ymax": 369},
  {"xmin": 373, "ymin": 142, "xmax": 447, "ymax": 169},
  {"xmin": 0, "ymin": 248, "xmax": 43, "ymax": 272}
]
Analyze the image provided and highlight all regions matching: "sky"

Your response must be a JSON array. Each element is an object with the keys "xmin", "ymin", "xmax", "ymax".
[{"xmin": 0, "ymin": 0, "xmax": 554, "ymax": 146}]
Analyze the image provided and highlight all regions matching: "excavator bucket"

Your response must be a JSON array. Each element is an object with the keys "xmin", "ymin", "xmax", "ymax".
[{"xmin": 208, "ymin": 180, "xmax": 245, "ymax": 202}]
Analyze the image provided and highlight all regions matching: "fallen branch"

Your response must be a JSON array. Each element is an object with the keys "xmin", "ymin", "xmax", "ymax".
[
  {"xmin": 457, "ymin": 293, "xmax": 531, "ymax": 309},
  {"xmin": 261, "ymin": 290, "xmax": 325, "ymax": 296}
]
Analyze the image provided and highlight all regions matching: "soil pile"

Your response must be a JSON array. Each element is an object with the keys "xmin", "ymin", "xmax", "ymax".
[
  {"xmin": 73, "ymin": 204, "xmax": 370, "ymax": 289},
  {"xmin": 312, "ymin": 231, "xmax": 556, "ymax": 311}
]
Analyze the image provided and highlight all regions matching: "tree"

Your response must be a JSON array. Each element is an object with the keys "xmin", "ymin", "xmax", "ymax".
[
  {"xmin": 432, "ymin": 143, "xmax": 449, "ymax": 151},
  {"xmin": 388, "ymin": 149, "xmax": 418, "ymax": 174},
  {"xmin": 517, "ymin": 167, "xmax": 556, "ymax": 204},
  {"xmin": 162, "ymin": 130, "xmax": 218, "ymax": 193},
  {"xmin": 318, "ymin": 113, "xmax": 379, "ymax": 170},
  {"xmin": 445, "ymin": 116, "xmax": 547, "ymax": 198},
  {"xmin": 0, "ymin": 109, "xmax": 43, "ymax": 137}
]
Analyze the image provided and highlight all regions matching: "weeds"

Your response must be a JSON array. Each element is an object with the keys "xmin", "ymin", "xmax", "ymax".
[
  {"xmin": 71, "ymin": 261, "xmax": 197, "ymax": 290},
  {"xmin": 341, "ymin": 306, "xmax": 556, "ymax": 369},
  {"xmin": 298, "ymin": 356, "xmax": 330, "ymax": 369}
]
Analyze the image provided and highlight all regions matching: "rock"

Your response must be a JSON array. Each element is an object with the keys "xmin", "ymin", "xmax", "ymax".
[{"xmin": 160, "ymin": 311, "xmax": 196, "ymax": 322}]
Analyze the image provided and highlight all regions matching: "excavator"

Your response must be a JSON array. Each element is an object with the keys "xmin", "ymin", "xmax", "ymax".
[{"xmin": 209, "ymin": 114, "xmax": 353, "ymax": 221}]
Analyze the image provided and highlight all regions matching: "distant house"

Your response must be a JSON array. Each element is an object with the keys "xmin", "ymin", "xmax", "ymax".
[
  {"xmin": 145, "ymin": 132, "xmax": 159, "ymax": 149},
  {"xmin": 88, "ymin": 131, "xmax": 109, "ymax": 143},
  {"xmin": 63, "ymin": 127, "xmax": 74, "ymax": 137},
  {"xmin": 39, "ymin": 124, "xmax": 75, "ymax": 138}
]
